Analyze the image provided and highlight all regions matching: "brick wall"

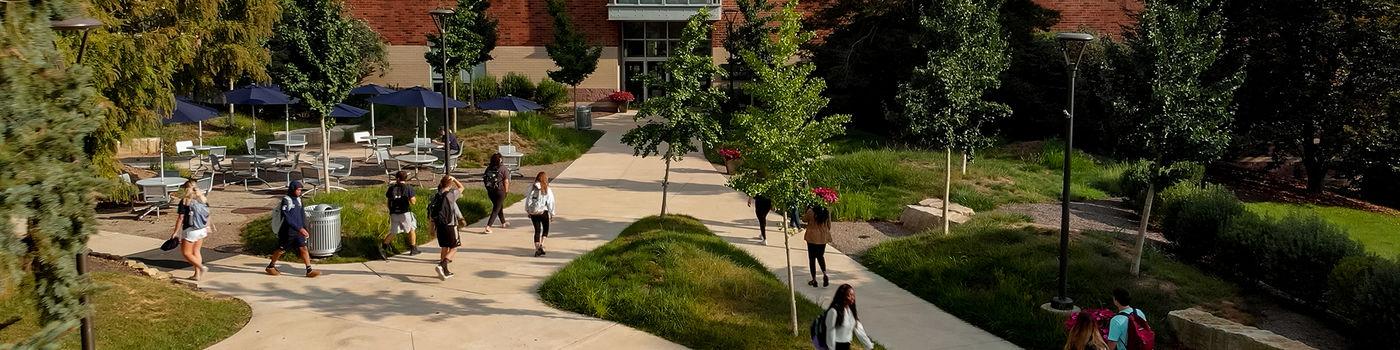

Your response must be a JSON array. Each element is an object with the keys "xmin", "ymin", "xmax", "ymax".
[
  {"xmin": 1032, "ymin": 0, "xmax": 1142, "ymax": 35},
  {"xmin": 347, "ymin": 0, "xmax": 618, "ymax": 46}
]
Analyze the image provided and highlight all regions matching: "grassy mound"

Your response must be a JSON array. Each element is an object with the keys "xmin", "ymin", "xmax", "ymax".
[
  {"xmin": 861, "ymin": 214, "xmax": 1239, "ymax": 349},
  {"xmin": 240, "ymin": 186, "xmax": 521, "ymax": 263},
  {"xmin": 540, "ymin": 215, "xmax": 836, "ymax": 349},
  {"xmin": 1247, "ymin": 202, "xmax": 1400, "ymax": 258},
  {"xmin": 0, "ymin": 271, "xmax": 250, "ymax": 349}
]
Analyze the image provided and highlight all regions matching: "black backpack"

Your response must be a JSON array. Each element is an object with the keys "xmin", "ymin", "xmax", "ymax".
[
  {"xmin": 810, "ymin": 307, "xmax": 832, "ymax": 350},
  {"xmin": 427, "ymin": 191, "xmax": 454, "ymax": 223},
  {"xmin": 387, "ymin": 183, "xmax": 412, "ymax": 214},
  {"xmin": 483, "ymin": 166, "xmax": 503, "ymax": 191}
]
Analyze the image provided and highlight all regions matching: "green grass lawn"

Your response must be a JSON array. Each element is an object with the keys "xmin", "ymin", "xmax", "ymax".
[
  {"xmin": 815, "ymin": 143, "xmax": 1118, "ymax": 221},
  {"xmin": 240, "ymin": 186, "xmax": 522, "ymax": 263},
  {"xmin": 861, "ymin": 214, "xmax": 1239, "ymax": 349},
  {"xmin": 1247, "ymin": 202, "xmax": 1400, "ymax": 258},
  {"xmin": 0, "ymin": 271, "xmax": 250, "ymax": 349},
  {"xmin": 540, "ymin": 215, "xmax": 865, "ymax": 350}
]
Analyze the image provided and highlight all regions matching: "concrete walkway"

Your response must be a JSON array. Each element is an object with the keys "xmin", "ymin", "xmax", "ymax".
[{"xmin": 86, "ymin": 113, "xmax": 1014, "ymax": 349}]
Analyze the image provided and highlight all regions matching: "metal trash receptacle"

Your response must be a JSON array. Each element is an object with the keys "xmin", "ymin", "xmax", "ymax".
[
  {"xmin": 574, "ymin": 106, "xmax": 592, "ymax": 130},
  {"xmin": 305, "ymin": 204, "xmax": 342, "ymax": 258}
]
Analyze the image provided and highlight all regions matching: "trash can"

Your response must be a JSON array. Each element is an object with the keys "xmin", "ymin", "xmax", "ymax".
[
  {"xmin": 574, "ymin": 106, "xmax": 593, "ymax": 130},
  {"xmin": 305, "ymin": 204, "xmax": 342, "ymax": 258}
]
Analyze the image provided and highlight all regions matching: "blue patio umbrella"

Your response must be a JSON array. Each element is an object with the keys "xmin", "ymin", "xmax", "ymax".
[
  {"xmin": 367, "ymin": 86, "xmax": 467, "ymax": 141},
  {"xmin": 158, "ymin": 96, "xmax": 222, "ymax": 174},
  {"xmin": 350, "ymin": 84, "xmax": 397, "ymax": 135},
  {"xmin": 477, "ymin": 95, "xmax": 543, "ymax": 145},
  {"xmin": 329, "ymin": 103, "xmax": 369, "ymax": 118},
  {"xmin": 224, "ymin": 84, "xmax": 296, "ymax": 151}
]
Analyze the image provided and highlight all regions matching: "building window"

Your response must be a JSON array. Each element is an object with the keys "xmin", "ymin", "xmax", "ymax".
[{"xmin": 621, "ymin": 21, "xmax": 710, "ymax": 101}]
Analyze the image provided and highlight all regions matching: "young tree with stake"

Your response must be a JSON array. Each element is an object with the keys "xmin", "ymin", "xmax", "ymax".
[
  {"xmin": 894, "ymin": 0, "xmax": 1010, "ymax": 235},
  {"xmin": 727, "ymin": 2, "xmax": 849, "ymax": 335},
  {"xmin": 620, "ymin": 9, "xmax": 726, "ymax": 217}
]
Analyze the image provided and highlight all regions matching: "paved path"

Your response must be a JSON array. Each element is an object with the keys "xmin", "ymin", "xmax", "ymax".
[{"xmin": 87, "ymin": 113, "xmax": 1014, "ymax": 349}]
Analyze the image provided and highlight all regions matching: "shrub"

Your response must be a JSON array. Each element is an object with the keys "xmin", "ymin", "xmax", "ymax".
[
  {"xmin": 500, "ymin": 72, "xmax": 535, "ymax": 99},
  {"xmin": 471, "ymin": 74, "xmax": 500, "ymax": 100},
  {"xmin": 534, "ymin": 78, "xmax": 569, "ymax": 111},
  {"xmin": 1217, "ymin": 212, "xmax": 1365, "ymax": 302},
  {"xmin": 1157, "ymin": 183, "xmax": 1244, "ymax": 262},
  {"xmin": 1327, "ymin": 255, "xmax": 1400, "ymax": 346},
  {"xmin": 1120, "ymin": 160, "xmax": 1205, "ymax": 210},
  {"xmin": 1089, "ymin": 161, "xmax": 1131, "ymax": 196}
]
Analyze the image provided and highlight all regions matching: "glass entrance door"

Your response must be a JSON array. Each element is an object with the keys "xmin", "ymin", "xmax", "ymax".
[{"xmin": 621, "ymin": 21, "xmax": 709, "ymax": 101}]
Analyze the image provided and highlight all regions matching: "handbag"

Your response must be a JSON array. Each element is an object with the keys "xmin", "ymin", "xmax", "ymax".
[{"xmin": 160, "ymin": 236, "xmax": 180, "ymax": 251}]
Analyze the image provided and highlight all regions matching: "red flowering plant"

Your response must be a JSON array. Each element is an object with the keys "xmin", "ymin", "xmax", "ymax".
[
  {"xmin": 718, "ymin": 148, "xmax": 742, "ymax": 161},
  {"xmin": 812, "ymin": 187, "xmax": 839, "ymax": 204},
  {"xmin": 607, "ymin": 91, "xmax": 635, "ymax": 104},
  {"xmin": 1064, "ymin": 307, "xmax": 1114, "ymax": 338}
]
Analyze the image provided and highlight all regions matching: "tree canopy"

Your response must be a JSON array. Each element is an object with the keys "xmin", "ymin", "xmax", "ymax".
[
  {"xmin": 425, "ymin": 0, "xmax": 496, "ymax": 85},
  {"xmin": 893, "ymin": 0, "xmax": 1010, "ymax": 152}
]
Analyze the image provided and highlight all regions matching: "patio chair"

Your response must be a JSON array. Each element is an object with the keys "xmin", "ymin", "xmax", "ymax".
[
  {"xmin": 118, "ymin": 173, "xmax": 137, "ymax": 212},
  {"xmin": 246, "ymin": 137, "xmax": 281, "ymax": 158},
  {"xmin": 196, "ymin": 176, "xmax": 214, "ymax": 195},
  {"xmin": 330, "ymin": 156, "xmax": 353, "ymax": 188},
  {"xmin": 204, "ymin": 146, "xmax": 228, "ymax": 177},
  {"xmin": 299, "ymin": 167, "xmax": 322, "ymax": 195},
  {"xmin": 497, "ymin": 145, "xmax": 524, "ymax": 178},
  {"xmin": 137, "ymin": 183, "xmax": 171, "ymax": 220},
  {"xmin": 225, "ymin": 158, "xmax": 266, "ymax": 191},
  {"xmin": 354, "ymin": 131, "xmax": 374, "ymax": 159},
  {"xmin": 430, "ymin": 149, "xmax": 457, "ymax": 175},
  {"xmin": 175, "ymin": 140, "xmax": 196, "ymax": 169},
  {"xmin": 267, "ymin": 153, "xmax": 301, "ymax": 187},
  {"xmin": 382, "ymin": 158, "xmax": 415, "ymax": 183},
  {"xmin": 287, "ymin": 134, "xmax": 308, "ymax": 153}
]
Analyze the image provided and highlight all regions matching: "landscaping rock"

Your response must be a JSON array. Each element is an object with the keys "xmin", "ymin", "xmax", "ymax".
[
  {"xmin": 124, "ymin": 260, "xmax": 146, "ymax": 270},
  {"xmin": 1169, "ymin": 308, "xmax": 1316, "ymax": 350},
  {"xmin": 118, "ymin": 137, "xmax": 161, "ymax": 157},
  {"xmin": 900, "ymin": 199, "xmax": 974, "ymax": 233}
]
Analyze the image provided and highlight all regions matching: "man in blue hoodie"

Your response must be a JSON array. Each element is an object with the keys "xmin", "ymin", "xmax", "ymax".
[{"xmin": 266, "ymin": 181, "xmax": 321, "ymax": 277}]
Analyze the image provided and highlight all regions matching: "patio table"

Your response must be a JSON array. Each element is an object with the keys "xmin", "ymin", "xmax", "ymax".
[
  {"xmin": 135, "ymin": 177, "xmax": 186, "ymax": 220},
  {"xmin": 396, "ymin": 154, "xmax": 437, "ymax": 186}
]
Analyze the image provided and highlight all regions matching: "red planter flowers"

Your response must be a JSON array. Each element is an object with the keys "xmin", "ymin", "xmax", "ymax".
[
  {"xmin": 718, "ymin": 148, "xmax": 742, "ymax": 161},
  {"xmin": 608, "ymin": 91, "xmax": 635, "ymax": 112},
  {"xmin": 812, "ymin": 187, "xmax": 839, "ymax": 204}
]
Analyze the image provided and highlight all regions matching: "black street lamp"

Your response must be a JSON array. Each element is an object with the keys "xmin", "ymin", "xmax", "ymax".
[
  {"xmin": 430, "ymin": 8, "xmax": 455, "ymax": 177},
  {"xmin": 51, "ymin": 16, "xmax": 103, "ymax": 350},
  {"xmin": 1050, "ymin": 32, "xmax": 1094, "ymax": 312},
  {"xmin": 721, "ymin": 9, "xmax": 742, "ymax": 107}
]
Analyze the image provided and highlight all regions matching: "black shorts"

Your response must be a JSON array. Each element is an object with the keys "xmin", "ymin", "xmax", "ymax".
[
  {"xmin": 277, "ymin": 226, "xmax": 306, "ymax": 250},
  {"xmin": 434, "ymin": 220, "xmax": 460, "ymax": 248}
]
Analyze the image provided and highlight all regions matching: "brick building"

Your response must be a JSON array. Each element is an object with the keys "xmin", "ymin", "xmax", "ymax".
[{"xmin": 347, "ymin": 0, "xmax": 1139, "ymax": 107}]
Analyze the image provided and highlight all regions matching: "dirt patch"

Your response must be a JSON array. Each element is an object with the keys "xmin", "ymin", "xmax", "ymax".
[
  {"xmin": 994, "ymin": 198, "xmax": 1166, "ymax": 243},
  {"xmin": 829, "ymin": 221, "xmax": 914, "ymax": 257}
]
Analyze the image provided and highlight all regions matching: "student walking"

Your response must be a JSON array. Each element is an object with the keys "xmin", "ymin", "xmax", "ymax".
[
  {"xmin": 382, "ymin": 171, "xmax": 420, "ymax": 259},
  {"xmin": 747, "ymin": 195, "xmax": 772, "ymax": 245},
  {"xmin": 1107, "ymin": 288, "xmax": 1152, "ymax": 350},
  {"xmin": 804, "ymin": 205, "xmax": 833, "ymax": 288},
  {"xmin": 265, "ymin": 181, "xmax": 320, "ymax": 278},
  {"xmin": 823, "ymin": 284, "xmax": 874, "ymax": 350},
  {"xmin": 525, "ymin": 172, "xmax": 556, "ymax": 257},
  {"xmin": 482, "ymin": 153, "xmax": 510, "ymax": 233},
  {"xmin": 429, "ymin": 175, "xmax": 466, "ymax": 280},
  {"xmin": 1064, "ymin": 310, "xmax": 1109, "ymax": 350},
  {"xmin": 171, "ymin": 180, "xmax": 212, "ymax": 281}
]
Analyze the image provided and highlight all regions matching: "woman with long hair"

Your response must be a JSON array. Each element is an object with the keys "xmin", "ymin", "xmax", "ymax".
[
  {"xmin": 804, "ymin": 205, "xmax": 833, "ymax": 287},
  {"xmin": 1064, "ymin": 311, "xmax": 1109, "ymax": 350},
  {"xmin": 171, "ymin": 180, "xmax": 212, "ymax": 281},
  {"xmin": 824, "ymin": 284, "xmax": 874, "ymax": 350},
  {"xmin": 482, "ymin": 153, "xmax": 510, "ymax": 233},
  {"xmin": 431, "ymin": 175, "xmax": 466, "ymax": 280},
  {"xmin": 525, "ymin": 171, "xmax": 556, "ymax": 257}
]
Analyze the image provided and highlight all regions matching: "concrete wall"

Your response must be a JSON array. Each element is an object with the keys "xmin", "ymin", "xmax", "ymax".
[
  {"xmin": 363, "ymin": 45, "xmax": 433, "ymax": 88},
  {"xmin": 1167, "ymin": 308, "xmax": 1316, "ymax": 350}
]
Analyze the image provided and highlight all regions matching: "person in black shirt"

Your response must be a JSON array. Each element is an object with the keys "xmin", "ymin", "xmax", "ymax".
[{"xmin": 382, "ymin": 171, "xmax": 420, "ymax": 259}]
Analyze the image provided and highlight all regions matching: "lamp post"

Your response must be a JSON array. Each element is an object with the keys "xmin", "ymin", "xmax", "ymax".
[
  {"xmin": 721, "ymin": 9, "xmax": 742, "ymax": 104},
  {"xmin": 1049, "ymin": 32, "xmax": 1094, "ymax": 312},
  {"xmin": 430, "ymin": 8, "xmax": 455, "ymax": 177},
  {"xmin": 51, "ymin": 16, "xmax": 103, "ymax": 350}
]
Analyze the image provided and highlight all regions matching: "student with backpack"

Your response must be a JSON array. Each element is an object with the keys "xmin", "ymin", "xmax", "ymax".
[
  {"xmin": 1107, "ymin": 288, "xmax": 1155, "ymax": 350},
  {"xmin": 265, "ymin": 181, "xmax": 320, "ymax": 278},
  {"xmin": 381, "ymin": 171, "xmax": 420, "ymax": 259},
  {"xmin": 803, "ymin": 205, "xmax": 833, "ymax": 288},
  {"xmin": 482, "ymin": 153, "xmax": 510, "ymax": 234},
  {"xmin": 524, "ymin": 172, "xmax": 555, "ymax": 257},
  {"xmin": 428, "ymin": 175, "xmax": 466, "ymax": 280},
  {"xmin": 812, "ymin": 284, "xmax": 873, "ymax": 350}
]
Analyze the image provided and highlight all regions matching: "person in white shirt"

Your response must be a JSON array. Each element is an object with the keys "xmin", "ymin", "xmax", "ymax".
[
  {"xmin": 825, "ymin": 284, "xmax": 874, "ymax": 350},
  {"xmin": 525, "ymin": 172, "xmax": 556, "ymax": 257}
]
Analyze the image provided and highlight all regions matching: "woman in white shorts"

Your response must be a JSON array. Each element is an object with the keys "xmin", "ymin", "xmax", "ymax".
[{"xmin": 171, "ymin": 179, "xmax": 213, "ymax": 280}]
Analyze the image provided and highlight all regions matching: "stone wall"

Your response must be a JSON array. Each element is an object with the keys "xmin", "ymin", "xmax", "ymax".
[{"xmin": 1168, "ymin": 308, "xmax": 1316, "ymax": 350}]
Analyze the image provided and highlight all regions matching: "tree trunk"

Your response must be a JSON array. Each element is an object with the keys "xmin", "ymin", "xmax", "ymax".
[
  {"xmin": 1130, "ymin": 182, "xmax": 1155, "ymax": 276},
  {"xmin": 572, "ymin": 85, "xmax": 579, "ymax": 116},
  {"xmin": 961, "ymin": 152, "xmax": 968, "ymax": 175},
  {"xmin": 319, "ymin": 115, "xmax": 331, "ymax": 189},
  {"xmin": 943, "ymin": 148, "xmax": 953, "ymax": 235},
  {"xmin": 784, "ymin": 218, "xmax": 798, "ymax": 336},
  {"xmin": 661, "ymin": 157, "xmax": 671, "ymax": 216}
]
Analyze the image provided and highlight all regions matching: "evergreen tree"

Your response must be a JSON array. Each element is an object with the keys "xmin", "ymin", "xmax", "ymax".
[
  {"xmin": 620, "ymin": 9, "xmax": 726, "ymax": 217},
  {"xmin": 1, "ymin": 1, "xmax": 105, "ymax": 346},
  {"xmin": 726, "ymin": 1, "xmax": 850, "ymax": 335},
  {"xmin": 894, "ymin": 0, "xmax": 1010, "ymax": 235},
  {"xmin": 544, "ymin": 0, "xmax": 602, "ymax": 112},
  {"xmin": 269, "ymin": 0, "xmax": 364, "ymax": 185},
  {"xmin": 1102, "ymin": 0, "xmax": 1242, "ymax": 275}
]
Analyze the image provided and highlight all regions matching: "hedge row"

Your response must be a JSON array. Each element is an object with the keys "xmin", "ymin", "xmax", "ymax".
[{"xmin": 1158, "ymin": 184, "xmax": 1393, "ymax": 346}]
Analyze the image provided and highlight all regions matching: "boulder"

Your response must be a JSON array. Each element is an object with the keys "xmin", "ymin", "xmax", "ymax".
[
  {"xmin": 917, "ymin": 198, "xmax": 975, "ymax": 216},
  {"xmin": 1168, "ymin": 308, "xmax": 1316, "ymax": 350},
  {"xmin": 117, "ymin": 137, "xmax": 161, "ymax": 157},
  {"xmin": 900, "ymin": 199, "xmax": 973, "ymax": 233}
]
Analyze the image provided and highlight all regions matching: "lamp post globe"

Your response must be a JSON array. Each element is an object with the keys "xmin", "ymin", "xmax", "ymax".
[{"xmin": 1049, "ymin": 31, "xmax": 1093, "ymax": 312}]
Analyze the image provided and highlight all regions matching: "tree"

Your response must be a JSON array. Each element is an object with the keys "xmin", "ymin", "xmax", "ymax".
[
  {"xmin": 804, "ymin": 0, "xmax": 923, "ymax": 133},
  {"xmin": 722, "ymin": 0, "xmax": 776, "ymax": 112},
  {"xmin": 726, "ymin": 1, "xmax": 850, "ymax": 335},
  {"xmin": 426, "ymin": 0, "xmax": 495, "ymax": 105},
  {"xmin": 269, "ymin": 0, "xmax": 364, "ymax": 187},
  {"xmin": 893, "ymin": 0, "xmax": 1011, "ymax": 235},
  {"xmin": 1222, "ymin": 0, "xmax": 1400, "ymax": 193},
  {"xmin": 1, "ymin": 1, "xmax": 105, "ymax": 347},
  {"xmin": 544, "ymin": 0, "xmax": 602, "ymax": 112},
  {"xmin": 175, "ymin": 0, "xmax": 283, "ymax": 100},
  {"xmin": 1101, "ymin": 0, "xmax": 1242, "ymax": 275},
  {"xmin": 620, "ymin": 9, "xmax": 725, "ymax": 217},
  {"xmin": 349, "ymin": 18, "xmax": 388, "ymax": 81}
]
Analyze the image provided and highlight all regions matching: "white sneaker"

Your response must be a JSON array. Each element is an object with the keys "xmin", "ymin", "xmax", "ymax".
[
  {"xmin": 435, "ymin": 265, "xmax": 446, "ymax": 280},
  {"xmin": 201, "ymin": 265, "xmax": 210, "ymax": 273}
]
